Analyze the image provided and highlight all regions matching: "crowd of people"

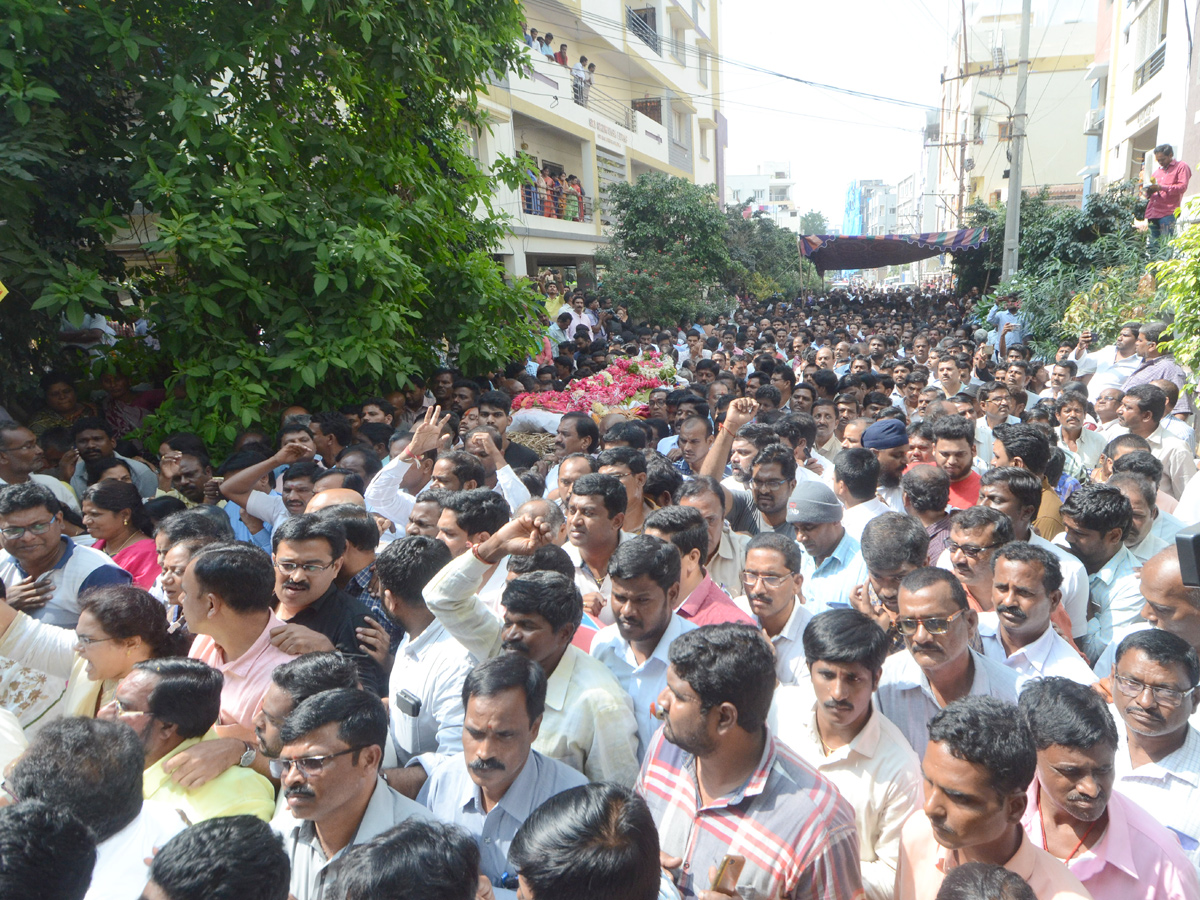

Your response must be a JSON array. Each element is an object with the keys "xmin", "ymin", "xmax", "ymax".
[{"xmin": 3, "ymin": 284, "xmax": 1200, "ymax": 900}]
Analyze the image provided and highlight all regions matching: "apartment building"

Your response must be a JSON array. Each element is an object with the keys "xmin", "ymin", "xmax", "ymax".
[
  {"xmin": 477, "ymin": 0, "xmax": 725, "ymax": 283},
  {"xmin": 727, "ymin": 161, "xmax": 799, "ymax": 231}
]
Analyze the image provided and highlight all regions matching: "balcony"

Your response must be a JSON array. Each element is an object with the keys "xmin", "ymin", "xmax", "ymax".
[
  {"xmin": 1133, "ymin": 43, "xmax": 1165, "ymax": 91},
  {"xmin": 520, "ymin": 184, "xmax": 595, "ymax": 223},
  {"xmin": 1083, "ymin": 106, "xmax": 1105, "ymax": 135},
  {"xmin": 627, "ymin": 7, "xmax": 660, "ymax": 55}
]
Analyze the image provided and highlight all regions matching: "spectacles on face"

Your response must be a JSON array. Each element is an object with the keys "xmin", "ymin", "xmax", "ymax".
[
  {"xmin": 75, "ymin": 633, "xmax": 115, "ymax": 647},
  {"xmin": 0, "ymin": 516, "xmax": 58, "ymax": 539},
  {"xmin": 269, "ymin": 746, "xmax": 360, "ymax": 779},
  {"xmin": 1114, "ymin": 673, "xmax": 1195, "ymax": 708},
  {"xmin": 111, "ymin": 697, "xmax": 152, "ymax": 719},
  {"xmin": 275, "ymin": 560, "xmax": 335, "ymax": 575},
  {"xmin": 742, "ymin": 570, "xmax": 791, "ymax": 588},
  {"xmin": 750, "ymin": 478, "xmax": 788, "ymax": 491},
  {"xmin": 0, "ymin": 440, "xmax": 38, "ymax": 453},
  {"xmin": 896, "ymin": 608, "xmax": 968, "ymax": 635},
  {"xmin": 946, "ymin": 540, "xmax": 1002, "ymax": 560}
]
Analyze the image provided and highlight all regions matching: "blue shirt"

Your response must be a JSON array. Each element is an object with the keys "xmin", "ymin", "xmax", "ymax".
[
  {"xmin": 0, "ymin": 538, "xmax": 131, "ymax": 628},
  {"xmin": 418, "ymin": 749, "xmax": 587, "ymax": 885},
  {"xmin": 799, "ymin": 530, "xmax": 868, "ymax": 613},
  {"xmin": 986, "ymin": 307, "xmax": 1029, "ymax": 347}
]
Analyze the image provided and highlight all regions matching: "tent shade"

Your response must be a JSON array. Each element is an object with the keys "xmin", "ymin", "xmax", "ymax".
[{"xmin": 797, "ymin": 228, "xmax": 989, "ymax": 276}]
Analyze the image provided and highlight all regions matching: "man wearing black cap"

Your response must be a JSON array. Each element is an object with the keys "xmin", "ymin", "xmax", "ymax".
[{"xmin": 863, "ymin": 419, "xmax": 910, "ymax": 510}]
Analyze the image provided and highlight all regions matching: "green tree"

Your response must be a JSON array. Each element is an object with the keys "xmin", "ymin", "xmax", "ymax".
[
  {"xmin": 725, "ymin": 204, "xmax": 816, "ymax": 298},
  {"xmin": 1154, "ymin": 197, "xmax": 1200, "ymax": 374},
  {"xmin": 1, "ymin": 0, "xmax": 537, "ymax": 445},
  {"xmin": 798, "ymin": 209, "xmax": 829, "ymax": 235},
  {"xmin": 597, "ymin": 173, "xmax": 737, "ymax": 325}
]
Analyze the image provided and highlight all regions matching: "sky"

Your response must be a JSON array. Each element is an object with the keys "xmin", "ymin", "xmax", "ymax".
[{"xmin": 718, "ymin": 0, "xmax": 955, "ymax": 230}]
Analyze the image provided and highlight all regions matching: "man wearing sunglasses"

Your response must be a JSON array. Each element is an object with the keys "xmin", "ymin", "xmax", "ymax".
[
  {"xmin": 1110, "ymin": 629, "xmax": 1200, "ymax": 871},
  {"xmin": 0, "ymin": 482, "xmax": 129, "ymax": 628},
  {"xmin": 942, "ymin": 506, "xmax": 1012, "ymax": 612},
  {"xmin": 876, "ymin": 568, "xmax": 1018, "ymax": 761},
  {"xmin": 271, "ymin": 687, "xmax": 430, "ymax": 900}
]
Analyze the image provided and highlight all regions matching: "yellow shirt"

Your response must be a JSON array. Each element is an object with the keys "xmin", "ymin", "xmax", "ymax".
[{"xmin": 144, "ymin": 730, "xmax": 275, "ymax": 823}]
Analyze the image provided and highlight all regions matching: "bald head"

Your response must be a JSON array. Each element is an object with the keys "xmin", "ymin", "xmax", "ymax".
[
  {"xmin": 306, "ymin": 488, "xmax": 366, "ymax": 513},
  {"xmin": 1140, "ymin": 546, "xmax": 1200, "ymax": 651}
]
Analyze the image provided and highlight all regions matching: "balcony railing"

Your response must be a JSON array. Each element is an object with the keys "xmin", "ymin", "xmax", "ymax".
[
  {"xmin": 627, "ymin": 7, "xmax": 660, "ymax": 55},
  {"xmin": 1133, "ymin": 43, "xmax": 1165, "ymax": 90},
  {"xmin": 579, "ymin": 83, "xmax": 638, "ymax": 131},
  {"xmin": 521, "ymin": 184, "xmax": 594, "ymax": 223}
]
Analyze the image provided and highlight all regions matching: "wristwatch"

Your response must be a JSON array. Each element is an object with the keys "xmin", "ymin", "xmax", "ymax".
[{"xmin": 238, "ymin": 741, "xmax": 257, "ymax": 768}]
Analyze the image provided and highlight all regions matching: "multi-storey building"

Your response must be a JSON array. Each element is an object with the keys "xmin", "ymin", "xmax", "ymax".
[
  {"xmin": 727, "ymin": 161, "xmax": 799, "ymax": 231},
  {"xmin": 476, "ymin": 0, "xmax": 725, "ymax": 283}
]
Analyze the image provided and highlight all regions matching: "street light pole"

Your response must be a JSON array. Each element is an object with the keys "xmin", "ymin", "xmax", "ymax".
[{"xmin": 1001, "ymin": 0, "xmax": 1031, "ymax": 280}]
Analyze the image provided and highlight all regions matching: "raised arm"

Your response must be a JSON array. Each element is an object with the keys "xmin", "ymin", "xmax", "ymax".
[
  {"xmin": 698, "ymin": 397, "xmax": 759, "ymax": 511},
  {"xmin": 219, "ymin": 441, "xmax": 310, "ymax": 509}
]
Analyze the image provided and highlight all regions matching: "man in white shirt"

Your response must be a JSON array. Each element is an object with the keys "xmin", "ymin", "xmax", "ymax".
[
  {"xmin": 1081, "ymin": 323, "xmax": 1141, "ymax": 402},
  {"xmin": 0, "ymin": 421, "xmax": 79, "ymax": 513},
  {"xmin": 977, "ymin": 543, "xmax": 1097, "ymax": 689},
  {"xmin": 833, "ymin": 448, "xmax": 889, "ymax": 542},
  {"xmin": 771, "ymin": 608, "xmax": 922, "ymax": 900},
  {"xmin": 1117, "ymin": 384, "xmax": 1196, "ymax": 499},
  {"xmin": 589, "ymin": 535, "xmax": 696, "ymax": 757}
]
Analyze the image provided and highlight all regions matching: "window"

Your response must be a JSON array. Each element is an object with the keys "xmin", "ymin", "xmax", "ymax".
[
  {"xmin": 672, "ymin": 108, "xmax": 688, "ymax": 140},
  {"xmin": 672, "ymin": 28, "xmax": 686, "ymax": 63},
  {"xmin": 754, "ymin": 189, "xmax": 765, "ymax": 201},
  {"xmin": 698, "ymin": 51, "xmax": 709, "ymax": 86},
  {"xmin": 698, "ymin": 128, "xmax": 708, "ymax": 159},
  {"xmin": 769, "ymin": 186, "xmax": 790, "ymax": 202}
]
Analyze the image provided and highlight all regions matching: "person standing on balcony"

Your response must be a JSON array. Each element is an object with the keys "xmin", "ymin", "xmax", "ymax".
[
  {"xmin": 541, "ymin": 167, "xmax": 561, "ymax": 219},
  {"xmin": 572, "ymin": 56, "xmax": 588, "ymax": 105},
  {"xmin": 554, "ymin": 42, "xmax": 568, "ymax": 65},
  {"xmin": 584, "ymin": 62, "xmax": 596, "ymax": 106},
  {"xmin": 1144, "ymin": 143, "xmax": 1190, "ymax": 254},
  {"xmin": 540, "ymin": 33, "xmax": 557, "ymax": 60}
]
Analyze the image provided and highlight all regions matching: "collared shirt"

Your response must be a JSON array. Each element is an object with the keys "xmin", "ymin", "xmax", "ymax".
[
  {"xmin": 734, "ymin": 594, "xmax": 815, "ymax": 685},
  {"xmin": 1036, "ymin": 480, "xmax": 1066, "ymax": 540},
  {"xmin": 387, "ymin": 619, "xmax": 474, "ymax": 774},
  {"xmin": 86, "ymin": 802, "xmax": 186, "ymax": 900},
  {"xmin": 1086, "ymin": 345, "xmax": 1141, "ymax": 401},
  {"xmin": 71, "ymin": 452, "xmax": 157, "ymax": 499},
  {"xmin": 277, "ymin": 585, "xmax": 386, "ymax": 696},
  {"xmin": 876, "ymin": 648, "xmax": 1020, "ymax": 760},
  {"xmin": 0, "ymin": 472, "xmax": 80, "ymax": 513},
  {"xmin": 707, "ymin": 523, "xmax": 749, "ymax": 598},
  {"xmin": 977, "ymin": 612, "xmax": 1097, "ymax": 689},
  {"xmin": 677, "ymin": 574, "xmax": 755, "ymax": 627},
  {"xmin": 1052, "ymin": 540, "xmax": 1142, "ymax": 664},
  {"xmin": 1129, "ymin": 530, "xmax": 1169, "ymax": 563},
  {"xmin": 145, "ymin": 730, "xmax": 275, "ymax": 822},
  {"xmin": 590, "ymin": 613, "xmax": 697, "ymax": 757},
  {"xmin": 0, "ymin": 536, "xmax": 130, "ymax": 628},
  {"xmin": 638, "ymin": 728, "xmax": 864, "ymax": 900},
  {"xmin": 842, "ymin": 497, "xmax": 891, "ymax": 543},
  {"xmin": 419, "ymin": 750, "xmax": 588, "ymax": 885},
  {"xmin": 1123, "ymin": 355, "xmax": 1193, "ymax": 416},
  {"xmin": 1029, "ymin": 533, "xmax": 1091, "ymax": 639},
  {"xmin": 772, "ymin": 688, "xmax": 923, "ymax": 900},
  {"xmin": 1146, "ymin": 158, "xmax": 1192, "ymax": 219},
  {"xmin": 1144, "ymin": 425, "xmax": 1197, "ymax": 499},
  {"xmin": 1061, "ymin": 427, "xmax": 1107, "ymax": 470},
  {"xmin": 1162, "ymin": 415, "xmax": 1196, "ymax": 453},
  {"xmin": 189, "ymin": 611, "xmax": 297, "ymax": 730},
  {"xmin": 273, "ymin": 777, "xmax": 431, "ymax": 900},
  {"xmin": 343, "ymin": 563, "xmax": 403, "ymax": 650},
  {"xmin": 1116, "ymin": 724, "xmax": 1200, "ymax": 872},
  {"xmin": 987, "ymin": 307, "xmax": 1030, "ymax": 346},
  {"xmin": 565, "ymin": 531, "xmax": 627, "ymax": 625},
  {"xmin": 925, "ymin": 515, "xmax": 953, "ymax": 565},
  {"xmin": 423, "ymin": 552, "xmax": 641, "ymax": 785},
  {"xmin": 800, "ymin": 529, "xmax": 867, "ymax": 613},
  {"xmin": 898, "ymin": 814, "xmax": 1090, "ymax": 900},
  {"xmin": 1022, "ymin": 780, "xmax": 1200, "ymax": 900}
]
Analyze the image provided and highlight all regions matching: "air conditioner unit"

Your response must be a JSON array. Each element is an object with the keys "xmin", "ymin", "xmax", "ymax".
[{"xmin": 1083, "ymin": 107, "xmax": 1105, "ymax": 134}]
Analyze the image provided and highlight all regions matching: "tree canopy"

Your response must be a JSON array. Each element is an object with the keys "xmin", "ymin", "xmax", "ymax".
[{"xmin": 1, "ymin": 0, "xmax": 538, "ymax": 445}]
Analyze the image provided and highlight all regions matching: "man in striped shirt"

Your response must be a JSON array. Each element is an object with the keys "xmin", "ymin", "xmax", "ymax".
[{"xmin": 639, "ymin": 623, "xmax": 864, "ymax": 900}]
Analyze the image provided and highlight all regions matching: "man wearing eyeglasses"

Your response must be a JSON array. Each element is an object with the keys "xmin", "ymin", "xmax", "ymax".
[
  {"xmin": 0, "ymin": 420, "xmax": 80, "ymax": 515},
  {"xmin": 1110, "ymin": 629, "xmax": 1200, "ymax": 873},
  {"xmin": 941, "ymin": 506, "xmax": 1012, "ymax": 612},
  {"xmin": 271, "ymin": 688, "xmax": 431, "ymax": 900},
  {"xmin": 733, "ymin": 532, "xmax": 814, "ymax": 686},
  {"xmin": 876, "ymin": 568, "xmax": 1018, "ymax": 761},
  {"xmin": 0, "ymin": 483, "xmax": 129, "ymax": 628}
]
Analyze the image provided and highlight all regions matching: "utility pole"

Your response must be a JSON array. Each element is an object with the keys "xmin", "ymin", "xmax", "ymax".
[{"xmin": 1001, "ymin": 0, "xmax": 1031, "ymax": 279}]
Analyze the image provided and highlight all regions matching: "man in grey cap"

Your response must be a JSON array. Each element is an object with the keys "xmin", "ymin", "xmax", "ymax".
[
  {"xmin": 789, "ymin": 480, "xmax": 867, "ymax": 614},
  {"xmin": 862, "ymin": 419, "xmax": 909, "ymax": 511}
]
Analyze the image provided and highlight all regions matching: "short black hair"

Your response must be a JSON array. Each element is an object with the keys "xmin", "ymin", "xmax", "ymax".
[
  {"xmin": 561, "ymin": 412, "xmax": 600, "ymax": 453},
  {"xmin": 932, "ymin": 415, "xmax": 975, "ymax": 448},
  {"xmin": 271, "ymin": 511, "xmax": 348, "ymax": 558},
  {"xmin": 979, "ymin": 467, "xmax": 1042, "ymax": 513},
  {"xmin": 596, "ymin": 447, "xmax": 647, "ymax": 475},
  {"xmin": 992, "ymin": 424, "xmax": 1050, "ymax": 475},
  {"xmin": 156, "ymin": 507, "xmax": 236, "ymax": 546},
  {"xmin": 477, "ymin": 390, "xmax": 513, "ymax": 416},
  {"xmin": 901, "ymin": 465, "xmax": 950, "ymax": 512},
  {"xmin": 669, "ymin": 625, "xmax": 776, "ymax": 732},
  {"xmin": 751, "ymin": 443, "xmax": 797, "ymax": 481},
  {"xmin": 1104, "ymin": 432, "xmax": 1151, "ymax": 457},
  {"xmin": 745, "ymin": 530, "xmax": 803, "ymax": 573},
  {"xmin": 442, "ymin": 488, "xmax": 511, "ymax": 536},
  {"xmin": 927, "ymin": 696, "xmax": 1037, "ymax": 795},
  {"xmin": 1060, "ymin": 483, "xmax": 1132, "ymax": 542},
  {"xmin": 71, "ymin": 416, "xmax": 113, "ymax": 440},
  {"xmin": 336, "ymin": 445, "xmax": 383, "ymax": 482},
  {"xmin": 313, "ymin": 503, "xmax": 379, "ymax": 552},
  {"xmin": 1111, "ymin": 450, "xmax": 1164, "ymax": 484},
  {"xmin": 861, "ymin": 513, "xmax": 929, "ymax": 573},
  {"xmin": 509, "ymin": 784, "xmax": 660, "ymax": 900},
  {"xmin": 148, "ymin": 815, "xmax": 290, "ymax": 900},
  {"xmin": 803, "ymin": 608, "xmax": 890, "ymax": 672},
  {"xmin": 675, "ymin": 474, "xmax": 726, "ymax": 512},
  {"xmin": 602, "ymin": 423, "xmax": 648, "ymax": 450},
  {"xmin": 949, "ymin": 505, "xmax": 1014, "ymax": 544},
  {"xmin": 570, "ymin": 473, "xmax": 628, "ymax": 518},
  {"xmin": 772, "ymin": 414, "xmax": 817, "ymax": 451},
  {"xmin": 736, "ymin": 422, "xmax": 779, "ymax": 451},
  {"xmin": 339, "ymin": 820, "xmax": 481, "ymax": 900},
  {"xmin": 0, "ymin": 801, "xmax": 96, "ymax": 900},
  {"xmin": 644, "ymin": 505, "xmax": 709, "ymax": 561},
  {"xmin": 608, "ymin": 534, "xmax": 681, "ymax": 594},
  {"xmin": 900, "ymin": 566, "xmax": 969, "ymax": 610},
  {"xmin": 10, "ymin": 718, "xmax": 143, "ymax": 842},
  {"xmin": 935, "ymin": 862, "xmax": 1036, "ymax": 900},
  {"xmin": 833, "ymin": 448, "xmax": 880, "ymax": 501},
  {"xmin": 0, "ymin": 482, "xmax": 60, "ymax": 518},
  {"xmin": 462, "ymin": 653, "xmax": 547, "ymax": 724},
  {"xmin": 1018, "ymin": 677, "xmax": 1118, "ymax": 752},
  {"xmin": 136, "ymin": 657, "xmax": 223, "ymax": 739},
  {"xmin": 501, "ymin": 571, "xmax": 583, "ymax": 632},
  {"xmin": 993, "ymin": 541, "xmax": 1062, "ymax": 593},
  {"xmin": 1115, "ymin": 628, "xmax": 1200, "ymax": 688},
  {"xmin": 189, "ymin": 542, "xmax": 277, "ymax": 613},
  {"xmin": 1125, "ymin": 384, "xmax": 1168, "ymax": 420},
  {"xmin": 279, "ymin": 688, "xmax": 388, "ymax": 762},
  {"xmin": 376, "ymin": 535, "xmax": 453, "ymax": 607},
  {"xmin": 271, "ymin": 651, "xmax": 360, "ymax": 703},
  {"xmin": 436, "ymin": 451, "xmax": 486, "ymax": 488},
  {"xmin": 311, "ymin": 412, "xmax": 353, "ymax": 448}
]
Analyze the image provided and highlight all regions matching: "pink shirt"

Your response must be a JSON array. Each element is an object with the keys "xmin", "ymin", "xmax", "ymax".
[
  {"xmin": 189, "ymin": 612, "xmax": 297, "ymax": 731},
  {"xmin": 1021, "ymin": 780, "xmax": 1200, "ymax": 900},
  {"xmin": 1146, "ymin": 160, "xmax": 1192, "ymax": 220},
  {"xmin": 95, "ymin": 537, "xmax": 160, "ymax": 589},
  {"xmin": 677, "ymin": 574, "xmax": 756, "ymax": 627},
  {"xmin": 897, "ymin": 811, "xmax": 1093, "ymax": 900}
]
